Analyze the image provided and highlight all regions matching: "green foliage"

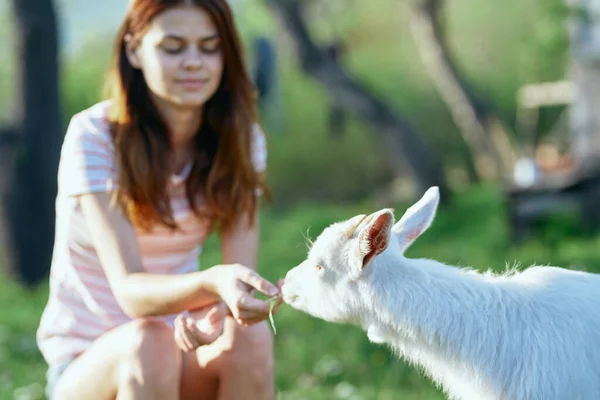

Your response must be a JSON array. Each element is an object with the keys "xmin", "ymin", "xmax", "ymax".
[
  {"xmin": 1, "ymin": 0, "xmax": 572, "ymax": 204},
  {"xmin": 445, "ymin": 0, "xmax": 568, "ymax": 130},
  {"xmin": 3, "ymin": 185, "xmax": 600, "ymax": 399},
  {"xmin": 60, "ymin": 38, "xmax": 113, "ymax": 119}
]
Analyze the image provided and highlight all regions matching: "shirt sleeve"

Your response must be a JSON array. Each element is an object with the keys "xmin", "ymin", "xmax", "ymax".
[{"xmin": 59, "ymin": 113, "xmax": 118, "ymax": 197}]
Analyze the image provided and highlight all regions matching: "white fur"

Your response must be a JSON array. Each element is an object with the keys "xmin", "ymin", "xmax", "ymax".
[{"xmin": 282, "ymin": 187, "xmax": 600, "ymax": 400}]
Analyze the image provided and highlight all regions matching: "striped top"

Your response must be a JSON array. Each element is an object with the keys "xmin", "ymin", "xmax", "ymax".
[{"xmin": 36, "ymin": 100, "xmax": 267, "ymax": 368}]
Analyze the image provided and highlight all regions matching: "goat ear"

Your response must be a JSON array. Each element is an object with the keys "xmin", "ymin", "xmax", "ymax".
[
  {"xmin": 392, "ymin": 186, "xmax": 439, "ymax": 254},
  {"xmin": 351, "ymin": 208, "xmax": 395, "ymax": 272},
  {"xmin": 343, "ymin": 214, "xmax": 368, "ymax": 238}
]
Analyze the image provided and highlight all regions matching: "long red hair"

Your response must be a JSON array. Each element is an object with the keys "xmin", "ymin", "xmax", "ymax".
[{"xmin": 103, "ymin": 0, "xmax": 268, "ymax": 232}]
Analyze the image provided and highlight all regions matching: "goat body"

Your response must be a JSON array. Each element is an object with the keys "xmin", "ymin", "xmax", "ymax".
[{"xmin": 282, "ymin": 187, "xmax": 600, "ymax": 400}]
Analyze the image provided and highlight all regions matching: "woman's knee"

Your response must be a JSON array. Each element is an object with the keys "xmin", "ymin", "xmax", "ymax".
[
  {"xmin": 51, "ymin": 319, "xmax": 181, "ymax": 399},
  {"xmin": 221, "ymin": 321, "xmax": 274, "ymax": 374},
  {"xmin": 120, "ymin": 319, "xmax": 181, "ymax": 384}
]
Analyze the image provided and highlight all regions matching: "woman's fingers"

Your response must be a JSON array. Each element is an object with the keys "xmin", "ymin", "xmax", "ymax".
[
  {"xmin": 235, "ymin": 308, "xmax": 272, "ymax": 324},
  {"xmin": 207, "ymin": 304, "xmax": 227, "ymax": 326},
  {"xmin": 186, "ymin": 318, "xmax": 205, "ymax": 348},
  {"xmin": 181, "ymin": 322, "xmax": 198, "ymax": 351},
  {"xmin": 196, "ymin": 307, "xmax": 225, "ymax": 338},
  {"xmin": 189, "ymin": 318, "xmax": 222, "ymax": 344},
  {"xmin": 228, "ymin": 291, "xmax": 270, "ymax": 317},
  {"xmin": 226, "ymin": 290, "xmax": 287, "ymax": 326},
  {"xmin": 206, "ymin": 307, "xmax": 219, "ymax": 324},
  {"xmin": 174, "ymin": 303, "xmax": 231, "ymax": 353},
  {"xmin": 175, "ymin": 315, "xmax": 194, "ymax": 352},
  {"xmin": 237, "ymin": 269, "xmax": 279, "ymax": 298},
  {"xmin": 176, "ymin": 318, "xmax": 212, "ymax": 352},
  {"xmin": 174, "ymin": 321, "xmax": 187, "ymax": 351}
]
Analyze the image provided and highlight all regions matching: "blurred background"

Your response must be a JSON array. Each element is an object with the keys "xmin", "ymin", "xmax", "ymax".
[{"xmin": 2, "ymin": 0, "xmax": 600, "ymax": 399}]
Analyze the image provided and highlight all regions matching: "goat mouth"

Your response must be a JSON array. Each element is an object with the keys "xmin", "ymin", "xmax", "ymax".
[
  {"xmin": 281, "ymin": 283, "xmax": 298, "ymax": 304},
  {"xmin": 283, "ymin": 293, "xmax": 299, "ymax": 304}
]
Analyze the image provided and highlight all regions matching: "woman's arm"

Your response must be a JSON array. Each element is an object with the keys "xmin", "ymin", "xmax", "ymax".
[
  {"xmin": 79, "ymin": 192, "xmax": 216, "ymax": 318},
  {"xmin": 80, "ymin": 192, "xmax": 278, "ymax": 320}
]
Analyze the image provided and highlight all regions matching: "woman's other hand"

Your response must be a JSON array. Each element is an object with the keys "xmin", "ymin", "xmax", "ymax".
[{"xmin": 174, "ymin": 302, "xmax": 227, "ymax": 352}]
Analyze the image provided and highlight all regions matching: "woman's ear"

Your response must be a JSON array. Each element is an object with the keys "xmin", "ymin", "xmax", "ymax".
[{"xmin": 124, "ymin": 34, "xmax": 142, "ymax": 69}]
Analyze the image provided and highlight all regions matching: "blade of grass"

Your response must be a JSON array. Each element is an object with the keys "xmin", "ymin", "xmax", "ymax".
[{"xmin": 268, "ymin": 295, "xmax": 277, "ymax": 335}]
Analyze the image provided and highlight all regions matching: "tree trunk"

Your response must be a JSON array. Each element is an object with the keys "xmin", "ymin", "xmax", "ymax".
[
  {"xmin": 0, "ymin": 127, "xmax": 19, "ymax": 279},
  {"xmin": 409, "ymin": 0, "xmax": 516, "ymax": 179},
  {"xmin": 266, "ymin": 0, "xmax": 448, "ymax": 198},
  {"xmin": 1, "ymin": 0, "xmax": 63, "ymax": 286}
]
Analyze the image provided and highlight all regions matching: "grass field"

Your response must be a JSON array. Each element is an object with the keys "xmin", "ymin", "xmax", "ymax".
[{"xmin": 2, "ymin": 184, "xmax": 600, "ymax": 400}]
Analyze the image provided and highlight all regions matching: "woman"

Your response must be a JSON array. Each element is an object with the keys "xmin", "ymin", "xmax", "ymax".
[{"xmin": 36, "ymin": 0, "xmax": 283, "ymax": 398}]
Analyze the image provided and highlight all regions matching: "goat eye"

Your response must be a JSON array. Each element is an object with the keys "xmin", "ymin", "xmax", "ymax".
[{"xmin": 316, "ymin": 264, "xmax": 323, "ymax": 271}]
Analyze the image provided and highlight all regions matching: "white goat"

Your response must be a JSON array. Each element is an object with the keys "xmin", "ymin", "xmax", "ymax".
[{"xmin": 281, "ymin": 187, "xmax": 600, "ymax": 400}]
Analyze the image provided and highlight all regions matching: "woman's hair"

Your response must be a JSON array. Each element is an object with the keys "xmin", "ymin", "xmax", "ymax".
[{"xmin": 103, "ymin": 0, "xmax": 268, "ymax": 232}]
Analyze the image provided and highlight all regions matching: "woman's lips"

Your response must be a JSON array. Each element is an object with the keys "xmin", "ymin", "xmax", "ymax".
[{"xmin": 177, "ymin": 78, "xmax": 208, "ymax": 90}]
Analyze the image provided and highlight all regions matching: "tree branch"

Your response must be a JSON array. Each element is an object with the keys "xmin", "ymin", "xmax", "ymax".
[{"xmin": 266, "ymin": 0, "xmax": 448, "ymax": 197}]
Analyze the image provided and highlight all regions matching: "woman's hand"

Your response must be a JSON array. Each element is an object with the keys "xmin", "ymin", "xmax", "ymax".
[
  {"xmin": 174, "ymin": 302, "xmax": 227, "ymax": 352},
  {"xmin": 205, "ymin": 263, "xmax": 282, "ymax": 326}
]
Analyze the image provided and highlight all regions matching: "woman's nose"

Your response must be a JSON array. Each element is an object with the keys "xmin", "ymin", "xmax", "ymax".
[{"xmin": 182, "ymin": 47, "xmax": 204, "ymax": 70}]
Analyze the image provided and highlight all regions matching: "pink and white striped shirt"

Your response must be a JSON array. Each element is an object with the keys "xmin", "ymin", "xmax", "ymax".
[{"xmin": 36, "ymin": 100, "xmax": 267, "ymax": 368}]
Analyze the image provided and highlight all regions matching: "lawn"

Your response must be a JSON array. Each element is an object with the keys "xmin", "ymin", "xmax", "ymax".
[{"xmin": 2, "ymin": 184, "xmax": 600, "ymax": 400}]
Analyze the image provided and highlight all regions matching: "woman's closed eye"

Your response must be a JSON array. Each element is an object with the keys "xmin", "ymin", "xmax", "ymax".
[
  {"xmin": 159, "ymin": 38, "xmax": 220, "ymax": 55},
  {"xmin": 160, "ymin": 38, "xmax": 185, "ymax": 54},
  {"xmin": 199, "ymin": 39, "xmax": 220, "ymax": 54}
]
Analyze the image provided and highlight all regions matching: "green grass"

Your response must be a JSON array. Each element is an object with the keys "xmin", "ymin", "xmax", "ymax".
[{"xmin": 3, "ymin": 185, "xmax": 600, "ymax": 399}]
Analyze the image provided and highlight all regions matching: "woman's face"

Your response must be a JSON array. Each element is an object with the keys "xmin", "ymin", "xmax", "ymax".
[{"xmin": 127, "ymin": 5, "xmax": 224, "ymax": 109}]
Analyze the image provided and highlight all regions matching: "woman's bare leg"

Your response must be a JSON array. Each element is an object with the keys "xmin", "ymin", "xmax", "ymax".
[
  {"xmin": 52, "ymin": 318, "xmax": 219, "ymax": 400},
  {"xmin": 53, "ymin": 317, "xmax": 274, "ymax": 400},
  {"xmin": 217, "ymin": 319, "xmax": 275, "ymax": 400},
  {"xmin": 181, "ymin": 317, "xmax": 275, "ymax": 400}
]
